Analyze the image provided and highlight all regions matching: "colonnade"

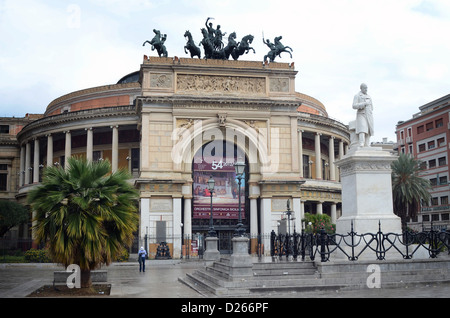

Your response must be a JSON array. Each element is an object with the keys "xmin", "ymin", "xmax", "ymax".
[
  {"xmin": 297, "ymin": 129, "xmax": 347, "ymax": 181},
  {"xmin": 19, "ymin": 125, "xmax": 121, "ymax": 187}
]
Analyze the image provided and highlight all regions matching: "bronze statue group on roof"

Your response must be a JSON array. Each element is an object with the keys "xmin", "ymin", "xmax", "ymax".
[{"xmin": 143, "ymin": 17, "xmax": 293, "ymax": 63}]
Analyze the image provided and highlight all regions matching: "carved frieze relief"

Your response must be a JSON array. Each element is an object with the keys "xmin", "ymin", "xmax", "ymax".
[
  {"xmin": 150, "ymin": 73, "xmax": 173, "ymax": 88},
  {"xmin": 176, "ymin": 74, "xmax": 265, "ymax": 95},
  {"xmin": 269, "ymin": 77, "xmax": 290, "ymax": 92}
]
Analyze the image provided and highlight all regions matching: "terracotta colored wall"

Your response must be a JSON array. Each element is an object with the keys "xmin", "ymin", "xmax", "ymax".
[{"xmin": 70, "ymin": 95, "xmax": 130, "ymax": 112}]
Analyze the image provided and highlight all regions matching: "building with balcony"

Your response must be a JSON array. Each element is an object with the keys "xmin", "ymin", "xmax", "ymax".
[
  {"xmin": 1, "ymin": 57, "xmax": 350, "ymax": 257},
  {"xmin": 395, "ymin": 94, "xmax": 450, "ymax": 230}
]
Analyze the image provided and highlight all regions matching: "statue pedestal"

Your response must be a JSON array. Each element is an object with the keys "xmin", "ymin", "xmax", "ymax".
[
  {"xmin": 229, "ymin": 236, "xmax": 252, "ymax": 279},
  {"xmin": 335, "ymin": 147, "xmax": 402, "ymax": 259},
  {"xmin": 204, "ymin": 236, "xmax": 220, "ymax": 264}
]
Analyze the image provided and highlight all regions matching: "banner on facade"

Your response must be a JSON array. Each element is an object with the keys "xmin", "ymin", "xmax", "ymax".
[{"xmin": 193, "ymin": 156, "xmax": 245, "ymax": 219}]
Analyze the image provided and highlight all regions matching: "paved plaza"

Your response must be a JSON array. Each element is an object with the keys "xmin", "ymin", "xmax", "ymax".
[{"xmin": 0, "ymin": 260, "xmax": 449, "ymax": 298}]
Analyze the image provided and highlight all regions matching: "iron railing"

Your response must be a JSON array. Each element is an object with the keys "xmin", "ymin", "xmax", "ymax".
[{"xmin": 270, "ymin": 222, "xmax": 450, "ymax": 262}]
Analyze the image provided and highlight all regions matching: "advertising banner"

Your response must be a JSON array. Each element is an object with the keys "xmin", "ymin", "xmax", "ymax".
[{"xmin": 193, "ymin": 156, "xmax": 245, "ymax": 219}]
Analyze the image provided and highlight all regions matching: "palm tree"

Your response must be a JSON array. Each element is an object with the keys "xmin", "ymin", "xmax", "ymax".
[
  {"xmin": 28, "ymin": 157, "xmax": 139, "ymax": 288},
  {"xmin": 391, "ymin": 153, "xmax": 431, "ymax": 229}
]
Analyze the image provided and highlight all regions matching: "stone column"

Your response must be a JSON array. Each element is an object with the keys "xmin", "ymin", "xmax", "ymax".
[
  {"xmin": 183, "ymin": 198, "xmax": 192, "ymax": 238},
  {"xmin": 111, "ymin": 125, "xmax": 119, "ymax": 172},
  {"xmin": 338, "ymin": 139, "xmax": 345, "ymax": 181},
  {"xmin": 331, "ymin": 202, "xmax": 337, "ymax": 224},
  {"xmin": 25, "ymin": 142, "xmax": 31, "ymax": 185},
  {"xmin": 173, "ymin": 198, "xmax": 182, "ymax": 259},
  {"xmin": 298, "ymin": 129, "xmax": 303, "ymax": 178},
  {"xmin": 140, "ymin": 198, "xmax": 150, "ymax": 250},
  {"xmin": 250, "ymin": 197, "xmax": 258, "ymax": 254},
  {"xmin": 260, "ymin": 198, "xmax": 272, "ymax": 256},
  {"xmin": 317, "ymin": 201, "xmax": 323, "ymax": 215},
  {"xmin": 19, "ymin": 145, "xmax": 25, "ymax": 187},
  {"xmin": 64, "ymin": 131, "xmax": 71, "ymax": 169},
  {"xmin": 46, "ymin": 134, "xmax": 53, "ymax": 167},
  {"xmin": 33, "ymin": 138, "xmax": 40, "ymax": 183},
  {"xmin": 315, "ymin": 133, "xmax": 322, "ymax": 179},
  {"xmin": 183, "ymin": 197, "xmax": 192, "ymax": 258},
  {"xmin": 329, "ymin": 136, "xmax": 336, "ymax": 181},
  {"xmin": 293, "ymin": 198, "xmax": 301, "ymax": 233},
  {"xmin": 300, "ymin": 200, "xmax": 305, "ymax": 228},
  {"xmin": 86, "ymin": 128, "xmax": 93, "ymax": 162}
]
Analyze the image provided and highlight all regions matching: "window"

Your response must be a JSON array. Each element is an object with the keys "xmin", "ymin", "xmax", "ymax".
[
  {"xmin": 432, "ymin": 214, "xmax": 440, "ymax": 221},
  {"xmin": 428, "ymin": 159, "xmax": 436, "ymax": 168},
  {"xmin": 418, "ymin": 144, "xmax": 426, "ymax": 152},
  {"xmin": 422, "ymin": 215, "xmax": 430, "ymax": 222},
  {"xmin": 303, "ymin": 155, "xmax": 310, "ymax": 178},
  {"xmin": 437, "ymin": 137, "xmax": 445, "ymax": 147},
  {"xmin": 431, "ymin": 197, "xmax": 439, "ymax": 205},
  {"xmin": 439, "ymin": 176, "xmax": 447, "ymax": 185},
  {"xmin": 435, "ymin": 118, "xmax": 443, "ymax": 128},
  {"xmin": 0, "ymin": 174, "xmax": 6, "ymax": 191},
  {"xmin": 438, "ymin": 156, "xmax": 446, "ymax": 166},
  {"xmin": 419, "ymin": 161, "xmax": 427, "ymax": 170},
  {"xmin": 417, "ymin": 125, "xmax": 424, "ymax": 134},
  {"xmin": 428, "ymin": 140, "xmax": 435, "ymax": 149},
  {"xmin": 426, "ymin": 122, "xmax": 434, "ymax": 131},
  {"xmin": 0, "ymin": 164, "xmax": 6, "ymax": 191},
  {"xmin": 442, "ymin": 213, "xmax": 449, "ymax": 221},
  {"xmin": 440, "ymin": 196, "xmax": 448, "ymax": 205},
  {"xmin": 0, "ymin": 125, "xmax": 9, "ymax": 134},
  {"xmin": 131, "ymin": 148, "xmax": 140, "ymax": 170},
  {"xmin": 430, "ymin": 178, "xmax": 437, "ymax": 186}
]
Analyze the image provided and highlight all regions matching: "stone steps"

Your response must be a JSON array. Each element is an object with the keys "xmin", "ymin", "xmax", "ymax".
[{"xmin": 179, "ymin": 257, "xmax": 450, "ymax": 297}]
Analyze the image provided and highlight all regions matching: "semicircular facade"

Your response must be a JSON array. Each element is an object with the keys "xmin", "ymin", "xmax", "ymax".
[{"xmin": 12, "ymin": 57, "xmax": 350, "ymax": 258}]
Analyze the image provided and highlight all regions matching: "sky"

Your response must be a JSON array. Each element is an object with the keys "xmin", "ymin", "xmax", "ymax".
[{"xmin": 0, "ymin": 0, "xmax": 449, "ymax": 143}]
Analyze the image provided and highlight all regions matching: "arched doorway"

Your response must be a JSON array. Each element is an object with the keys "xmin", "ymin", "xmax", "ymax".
[{"xmin": 191, "ymin": 140, "xmax": 249, "ymax": 253}]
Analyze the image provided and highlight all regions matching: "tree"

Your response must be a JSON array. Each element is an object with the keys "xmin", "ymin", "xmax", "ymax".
[
  {"xmin": 28, "ymin": 157, "xmax": 139, "ymax": 288},
  {"xmin": 391, "ymin": 153, "xmax": 431, "ymax": 229},
  {"xmin": 0, "ymin": 200, "xmax": 29, "ymax": 238}
]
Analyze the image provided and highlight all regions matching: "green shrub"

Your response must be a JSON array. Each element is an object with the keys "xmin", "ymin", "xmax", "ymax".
[
  {"xmin": 24, "ymin": 248, "xmax": 51, "ymax": 263},
  {"xmin": 303, "ymin": 213, "xmax": 335, "ymax": 234}
]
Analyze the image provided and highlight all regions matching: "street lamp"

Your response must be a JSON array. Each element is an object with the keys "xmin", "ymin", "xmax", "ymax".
[
  {"xmin": 207, "ymin": 175, "xmax": 216, "ymax": 237},
  {"xmin": 285, "ymin": 199, "xmax": 293, "ymax": 237},
  {"xmin": 234, "ymin": 157, "xmax": 246, "ymax": 236}
]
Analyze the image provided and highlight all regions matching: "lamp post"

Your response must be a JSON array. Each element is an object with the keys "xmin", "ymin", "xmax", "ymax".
[
  {"xmin": 234, "ymin": 157, "xmax": 246, "ymax": 237},
  {"xmin": 285, "ymin": 199, "xmax": 293, "ymax": 237},
  {"xmin": 207, "ymin": 175, "xmax": 216, "ymax": 237}
]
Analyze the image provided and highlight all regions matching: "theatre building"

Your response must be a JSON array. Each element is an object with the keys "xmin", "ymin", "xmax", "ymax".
[{"xmin": 3, "ymin": 57, "xmax": 350, "ymax": 258}]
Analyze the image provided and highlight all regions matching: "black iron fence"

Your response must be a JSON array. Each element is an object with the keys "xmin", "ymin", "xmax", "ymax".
[{"xmin": 270, "ymin": 222, "xmax": 450, "ymax": 262}]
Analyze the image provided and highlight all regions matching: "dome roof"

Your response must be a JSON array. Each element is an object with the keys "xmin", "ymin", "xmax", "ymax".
[{"xmin": 117, "ymin": 71, "xmax": 140, "ymax": 84}]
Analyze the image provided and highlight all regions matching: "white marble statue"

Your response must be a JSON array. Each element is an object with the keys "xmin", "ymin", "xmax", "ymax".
[{"xmin": 352, "ymin": 83, "xmax": 374, "ymax": 147}]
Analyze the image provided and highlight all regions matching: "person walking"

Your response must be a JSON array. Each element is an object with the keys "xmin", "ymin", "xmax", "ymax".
[{"xmin": 138, "ymin": 246, "xmax": 147, "ymax": 272}]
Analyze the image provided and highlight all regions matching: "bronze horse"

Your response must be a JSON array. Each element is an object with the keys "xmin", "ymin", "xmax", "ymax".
[
  {"xmin": 184, "ymin": 30, "xmax": 201, "ymax": 59},
  {"xmin": 143, "ymin": 29, "xmax": 168, "ymax": 58}
]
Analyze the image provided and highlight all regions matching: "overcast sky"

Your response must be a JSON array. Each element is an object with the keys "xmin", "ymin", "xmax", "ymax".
[{"xmin": 1, "ymin": 0, "xmax": 449, "ymax": 142}]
